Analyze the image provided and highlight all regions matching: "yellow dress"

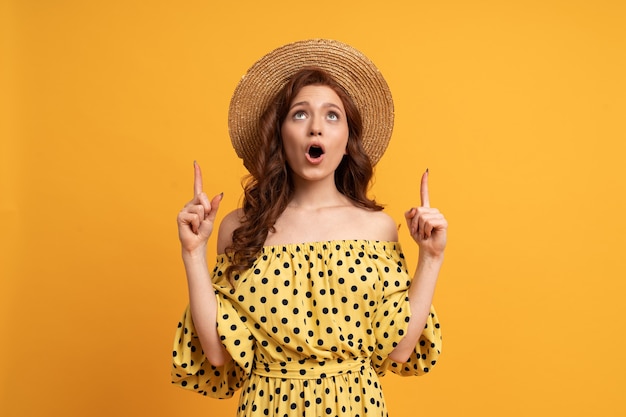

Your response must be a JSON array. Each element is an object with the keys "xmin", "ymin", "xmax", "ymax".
[{"xmin": 172, "ymin": 240, "xmax": 442, "ymax": 416}]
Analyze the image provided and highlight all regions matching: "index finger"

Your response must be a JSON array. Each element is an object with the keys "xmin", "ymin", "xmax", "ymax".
[
  {"xmin": 420, "ymin": 169, "xmax": 430, "ymax": 208},
  {"xmin": 193, "ymin": 161, "xmax": 203, "ymax": 196}
]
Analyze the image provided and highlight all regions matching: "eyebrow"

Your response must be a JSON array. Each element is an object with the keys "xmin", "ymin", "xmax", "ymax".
[{"xmin": 289, "ymin": 101, "xmax": 345, "ymax": 113}]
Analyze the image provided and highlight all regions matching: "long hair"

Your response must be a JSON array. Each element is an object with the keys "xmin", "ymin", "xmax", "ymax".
[{"xmin": 225, "ymin": 67, "xmax": 383, "ymax": 280}]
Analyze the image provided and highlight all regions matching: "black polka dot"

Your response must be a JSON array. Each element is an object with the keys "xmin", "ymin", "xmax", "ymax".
[{"xmin": 171, "ymin": 240, "xmax": 441, "ymax": 409}]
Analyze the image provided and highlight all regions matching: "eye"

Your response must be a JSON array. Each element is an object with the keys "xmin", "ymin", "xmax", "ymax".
[
  {"xmin": 293, "ymin": 110, "xmax": 307, "ymax": 120},
  {"xmin": 327, "ymin": 112, "xmax": 339, "ymax": 121}
]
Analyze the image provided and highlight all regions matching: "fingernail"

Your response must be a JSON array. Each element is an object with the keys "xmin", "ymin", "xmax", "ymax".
[
  {"xmin": 219, "ymin": 192, "xmax": 224, "ymax": 199},
  {"xmin": 193, "ymin": 160, "xmax": 197, "ymax": 166},
  {"xmin": 426, "ymin": 168, "xmax": 429, "ymax": 173}
]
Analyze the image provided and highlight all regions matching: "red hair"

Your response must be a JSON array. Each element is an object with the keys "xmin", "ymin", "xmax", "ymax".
[{"xmin": 225, "ymin": 68, "xmax": 383, "ymax": 280}]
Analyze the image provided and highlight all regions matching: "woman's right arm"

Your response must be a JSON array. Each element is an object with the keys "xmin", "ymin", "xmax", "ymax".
[{"xmin": 176, "ymin": 161, "xmax": 230, "ymax": 366}]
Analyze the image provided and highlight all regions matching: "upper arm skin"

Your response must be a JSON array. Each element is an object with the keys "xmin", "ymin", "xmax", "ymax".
[
  {"xmin": 217, "ymin": 208, "xmax": 244, "ymax": 254},
  {"xmin": 366, "ymin": 210, "xmax": 399, "ymax": 242}
]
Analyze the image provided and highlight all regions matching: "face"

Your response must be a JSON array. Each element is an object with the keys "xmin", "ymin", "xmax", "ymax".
[{"xmin": 281, "ymin": 85, "xmax": 350, "ymax": 184}]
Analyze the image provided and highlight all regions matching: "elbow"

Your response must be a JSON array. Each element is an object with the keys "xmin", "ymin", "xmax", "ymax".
[
  {"xmin": 388, "ymin": 331, "xmax": 420, "ymax": 363},
  {"xmin": 388, "ymin": 347, "xmax": 411, "ymax": 364},
  {"xmin": 206, "ymin": 347, "xmax": 231, "ymax": 367},
  {"xmin": 207, "ymin": 357, "xmax": 226, "ymax": 367}
]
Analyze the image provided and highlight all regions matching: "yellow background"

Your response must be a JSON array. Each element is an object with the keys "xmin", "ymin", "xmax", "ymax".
[{"xmin": 2, "ymin": 0, "xmax": 625, "ymax": 416}]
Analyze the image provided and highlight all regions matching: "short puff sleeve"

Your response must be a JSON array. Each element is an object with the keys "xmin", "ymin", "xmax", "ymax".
[
  {"xmin": 171, "ymin": 256, "xmax": 255, "ymax": 398},
  {"xmin": 370, "ymin": 244, "xmax": 442, "ymax": 377}
]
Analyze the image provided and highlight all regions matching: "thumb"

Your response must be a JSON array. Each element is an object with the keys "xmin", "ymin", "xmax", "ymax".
[
  {"xmin": 404, "ymin": 207, "xmax": 417, "ymax": 236},
  {"xmin": 404, "ymin": 207, "xmax": 416, "ymax": 221},
  {"xmin": 205, "ymin": 192, "xmax": 224, "ymax": 223}
]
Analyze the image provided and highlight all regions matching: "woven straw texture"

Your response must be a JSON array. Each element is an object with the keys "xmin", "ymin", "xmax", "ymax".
[{"xmin": 228, "ymin": 39, "xmax": 394, "ymax": 170}]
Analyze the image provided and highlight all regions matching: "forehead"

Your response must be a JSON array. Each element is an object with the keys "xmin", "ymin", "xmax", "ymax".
[{"xmin": 291, "ymin": 85, "xmax": 344, "ymax": 107}]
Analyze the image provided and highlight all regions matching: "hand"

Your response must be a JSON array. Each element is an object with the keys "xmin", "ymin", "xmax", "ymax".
[
  {"xmin": 177, "ymin": 161, "xmax": 223, "ymax": 255},
  {"xmin": 404, "ymin": 170, "xmax": 448, "ymax": 259}
]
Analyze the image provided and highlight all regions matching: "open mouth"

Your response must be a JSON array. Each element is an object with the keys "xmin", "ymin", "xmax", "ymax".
[{"xmin": 307, "ymin": 145, "xmax": 325, "ymax": 159}]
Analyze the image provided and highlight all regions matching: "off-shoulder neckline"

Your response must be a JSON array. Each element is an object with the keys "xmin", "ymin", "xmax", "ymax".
[
  {"xmin": 217, "ymin": 239, "xmax": 402, "ymax": 256},
  {"xmin": 264, "ymin": 239, "xmax": 399, "ymax": 249}
]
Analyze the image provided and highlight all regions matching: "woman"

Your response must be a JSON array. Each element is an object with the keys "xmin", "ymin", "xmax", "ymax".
[{"xmin": 173, "ymin": 39, "xmax": 447, "ymax": 416}]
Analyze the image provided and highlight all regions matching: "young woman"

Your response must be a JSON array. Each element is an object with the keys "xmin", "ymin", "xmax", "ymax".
[{"xmin": 173, "ymin": 39, "xmax": 447, "ymax": 417}]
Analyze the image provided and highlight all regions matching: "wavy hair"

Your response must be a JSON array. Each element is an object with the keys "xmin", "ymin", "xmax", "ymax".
[{"xmin": 225, "ymin": 67, "xmax": 383, "ymax": 280}]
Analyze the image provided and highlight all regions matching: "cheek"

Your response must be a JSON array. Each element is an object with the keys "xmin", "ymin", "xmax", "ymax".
[
  {"xmin": 280, "ymin": 127, "xmax": 295, "ymax": 150},
  {"xmin": 280, "ymin": 133, "xmax": 299, "ymax": 165}
]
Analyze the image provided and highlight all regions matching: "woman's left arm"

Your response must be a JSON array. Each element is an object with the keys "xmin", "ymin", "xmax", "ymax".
[{"xmin": 389, "ymin": 170, "xmax": 448, "ymax": 363}]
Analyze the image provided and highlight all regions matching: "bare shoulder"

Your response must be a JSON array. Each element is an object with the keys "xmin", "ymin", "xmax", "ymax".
[
  {"xmin": 217, "ymin": 208, "xmax": 244, "ymax": 254},
  {"xmin": 352, "ymin": 207, "xmax": 398, "ymax": 242}
]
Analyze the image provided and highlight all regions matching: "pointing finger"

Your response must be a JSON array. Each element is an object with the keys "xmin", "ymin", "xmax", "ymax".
[
  {"xmin": 420, "ymin": 169, "xmax": 430, "ymax": 208},
  {"xmin": 193, "ymin": 161, "xmax": 203, "ymax": 196}
]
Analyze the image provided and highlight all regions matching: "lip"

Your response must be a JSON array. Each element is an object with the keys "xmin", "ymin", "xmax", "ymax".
[
  {"xmin": 305, "ymin": 152, "xmax": 325, "ymax": 165},
  {"xmin": 305, "ymin": 142, "xmax": 326, "ymax": 165}
]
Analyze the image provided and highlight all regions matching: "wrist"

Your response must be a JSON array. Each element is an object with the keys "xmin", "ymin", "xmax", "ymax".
[
  {"xmin": 418, "ymin": 251, "xmax": 444, "ymax": 266},
  {"xmin": 181, "ymin": 247, "xmax": 208, "ymax": 262}
]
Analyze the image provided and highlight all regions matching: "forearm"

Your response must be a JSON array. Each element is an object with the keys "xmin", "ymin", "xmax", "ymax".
[
  {"xmin": 182, "ymin": 251, "xmax": 231, "ymax": 366},
  {"xmin": 388, "ymin": 254, "xmax": 443, "ymax": 363}
]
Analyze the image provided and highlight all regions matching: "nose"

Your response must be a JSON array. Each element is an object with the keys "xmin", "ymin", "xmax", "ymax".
[{"xmin": 309, "ymin": 119, "xmax": 322, "ymax": 136}]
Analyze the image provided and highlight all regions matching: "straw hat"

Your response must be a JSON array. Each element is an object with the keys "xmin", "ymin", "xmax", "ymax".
[{"xmin": 228, "ymin": 39, "xmax": 394, "ymax": 170}]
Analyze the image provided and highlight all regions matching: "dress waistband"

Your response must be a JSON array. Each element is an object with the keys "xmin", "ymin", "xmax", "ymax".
[{"xmin": 252, "ymin": 357, "xmax": 369, "ymax": 379}]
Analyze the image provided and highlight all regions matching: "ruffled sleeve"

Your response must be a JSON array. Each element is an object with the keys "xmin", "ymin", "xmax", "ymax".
[
  {"xmin": 370, "ymin": 243, "xmax": 442, "ymax": 377},
  {"xmin": 171, "ymin": 256, "xmax": 255, "ymax": 398}
]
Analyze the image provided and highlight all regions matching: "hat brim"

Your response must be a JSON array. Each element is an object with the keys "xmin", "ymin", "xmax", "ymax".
[{"xmin": 228, "ymin": 39, "xmax": 394, "ymax": 171}]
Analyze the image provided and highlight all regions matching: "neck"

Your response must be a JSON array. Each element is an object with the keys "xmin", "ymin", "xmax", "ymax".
[{"xmin": 289, "ymin": 177, "xmax": 350, "ymax": 209}]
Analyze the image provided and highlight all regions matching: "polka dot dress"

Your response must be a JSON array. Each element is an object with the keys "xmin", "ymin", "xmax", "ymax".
[{"xmin": 172, "ymin": 240, "xmax": 442, "ymax": 416}]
